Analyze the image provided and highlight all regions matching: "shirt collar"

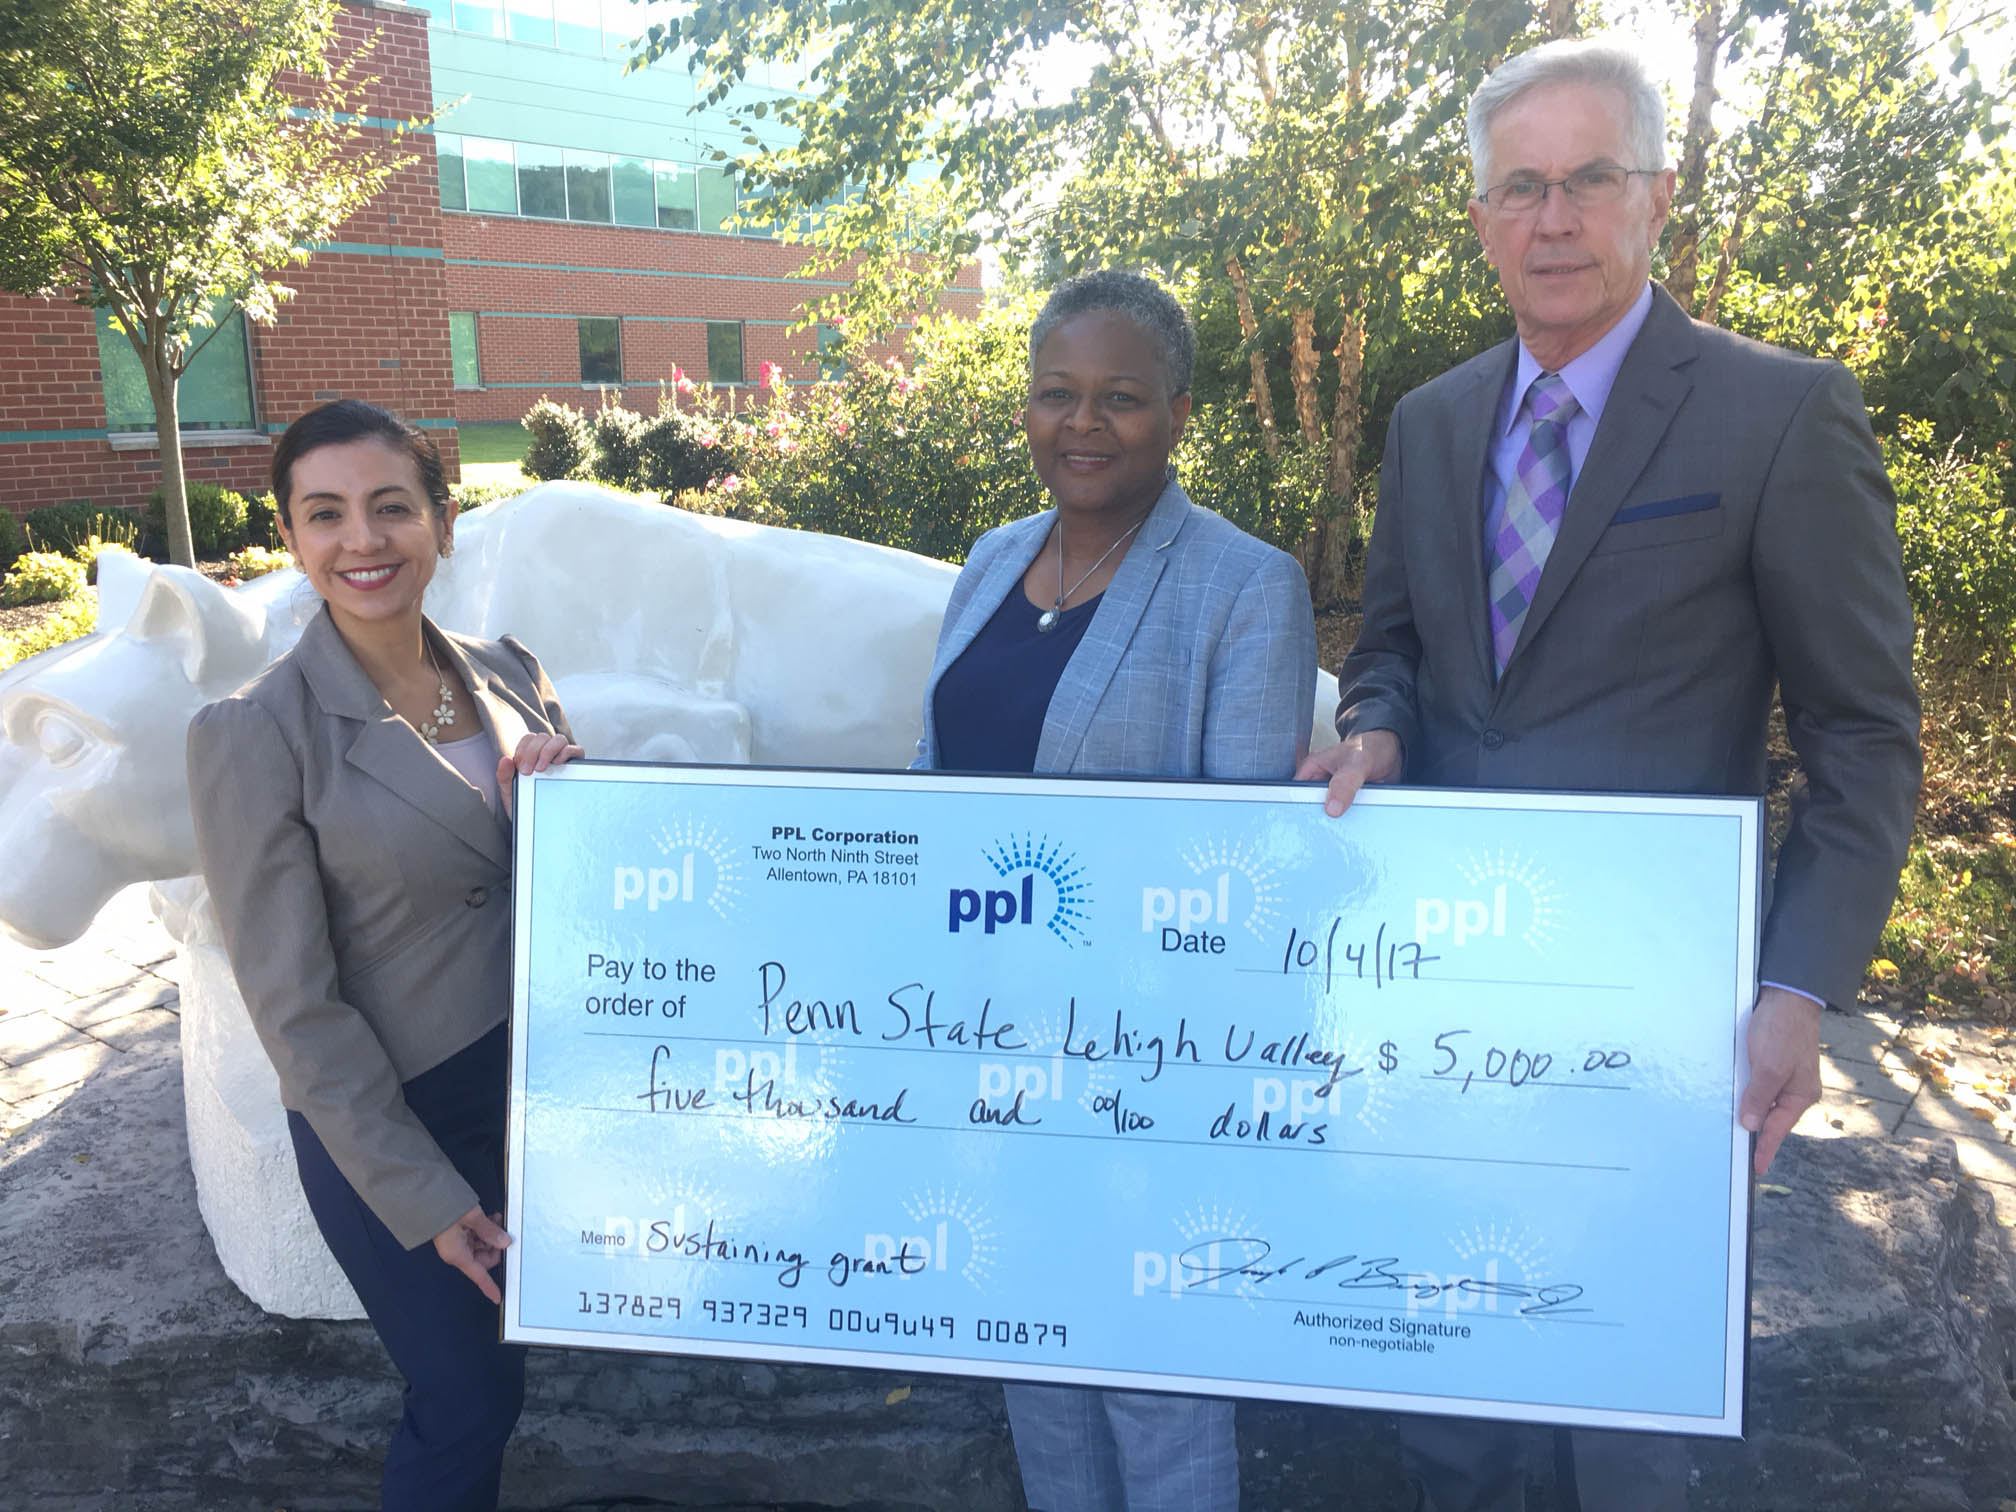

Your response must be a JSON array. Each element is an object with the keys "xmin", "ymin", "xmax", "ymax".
[{"xmin": 1498, "ymin": 281, "xmax": 1657, "ymax": 436}]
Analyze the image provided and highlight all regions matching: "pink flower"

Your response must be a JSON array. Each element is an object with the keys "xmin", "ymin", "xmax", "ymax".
[
  {"xmin": 676, "ymin": 377, "xmax": 696, "ymax": 396},
  {"xmin": 765, "ymin": 421, "xmax": 783, "ymax": 439},
  {"xmin": 720, "ymin": 473, "xmax": 742, "ymax": 493},
  {"xmin": 699, "ymin": 435, "xmax": 715, "ymax": 448},
  {"xmin": 760, "ymin": 361, "xmax": 784, "ymax": 391}
]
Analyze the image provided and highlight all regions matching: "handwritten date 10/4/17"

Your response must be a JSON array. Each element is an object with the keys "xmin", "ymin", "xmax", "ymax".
[{"xmin": 1280, "ymin": 920, "xmax": 1435, "ymax": 991}]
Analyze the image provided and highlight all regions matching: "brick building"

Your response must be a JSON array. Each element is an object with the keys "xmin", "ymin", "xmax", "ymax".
[{"xmin": 0, "ymin": 0, "xmax": 982, "ymax": 520}]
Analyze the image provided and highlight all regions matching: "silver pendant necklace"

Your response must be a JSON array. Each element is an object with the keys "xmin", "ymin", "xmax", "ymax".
[
  {"xmin": 1037, "ymin": 517, "xmax": 1146, "ymax": 632},
  {"xmin": 417, "ymin": 642, "xmax": 459, "ymax": 744}
]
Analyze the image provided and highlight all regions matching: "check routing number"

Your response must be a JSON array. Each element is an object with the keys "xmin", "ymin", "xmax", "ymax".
[{"xmin": 503, "ymin": 764, "xmax": 1760, "ymax": 1437}]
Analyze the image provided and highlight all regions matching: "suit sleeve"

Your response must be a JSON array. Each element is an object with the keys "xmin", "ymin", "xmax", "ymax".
[
  {"xmin": 1335, "ymin": 404, "xmax": 1422, "ymax": 765},
  {"xmin": 1201, "ymin": 550, "xmax": 1319, "ymax": 781},
  {"xmin": 501, "ymin": 635, "xmax": 575, "ymax": 745},
  {"xmin": 1752, "ymin": 364, "xmax": 1922, "ymax": 1008},
  {"xmin": 187, "ymin": 698, "xmax": 479, "ymax": 1249}
]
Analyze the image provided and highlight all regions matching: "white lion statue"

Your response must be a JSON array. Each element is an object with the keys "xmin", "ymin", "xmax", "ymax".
[{"xmin": 0, "ymin": 484, "xmax": 1339, "ymax": 1316}]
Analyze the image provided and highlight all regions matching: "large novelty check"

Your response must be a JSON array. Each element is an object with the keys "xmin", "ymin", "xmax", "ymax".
[{"xmin": 503, "ymin": 764, "xmax": 1760, "ymax": 1436}]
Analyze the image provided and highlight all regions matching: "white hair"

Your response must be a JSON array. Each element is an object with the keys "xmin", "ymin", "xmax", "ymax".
[{"xmin": 1466, "ymin": 38, "xmax": 1671, "ymax": 195}]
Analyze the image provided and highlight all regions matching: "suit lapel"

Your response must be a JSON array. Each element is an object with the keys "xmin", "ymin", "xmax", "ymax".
[
  {"xmin": 295, "ymin": 608, "xmax": 512, "ymax": 869},
  {"xmin": 920, "ymin": 513, "xmax": 1053, "ymax": 763},
  {"xmin": 1035, "ymin": 481, "xmax": 1186, "ymax": 773},
  {"xmin": 430, "ymin": 627, "xmax": 527, "ymax": 850},
  {"xmin": 1448, "ymin": 348, "xmax": 1514, "ymax": 690},
  {"xmin": 1506, "ymin": 291, "xmax": 1697, "ymax": 671}
]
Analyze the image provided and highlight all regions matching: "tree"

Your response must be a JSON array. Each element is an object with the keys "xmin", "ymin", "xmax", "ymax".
[
  {"xmin": 641, "ymin": 0, "xmax": 1550, "ymax": 602},
  {"xmin": 0, "ymin": 0, "xmax": 412, "ymax": 565}
]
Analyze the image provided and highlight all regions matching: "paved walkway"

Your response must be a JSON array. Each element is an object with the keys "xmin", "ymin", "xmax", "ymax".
[{"xmin": 4, "ymin": 885, "xmax": 2014, "ymax": 1229}]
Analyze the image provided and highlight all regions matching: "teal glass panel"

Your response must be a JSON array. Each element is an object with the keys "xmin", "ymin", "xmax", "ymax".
[
  {"xmin": 411, "ymin": 0, "xmax": 452, "ymax": 22},
  {"xmin": 449, "ymin": 313, "xmax": 481, "ymax": 388},
  {"xmin": 565, "ymin": 150, "xmax": 613, "ymax": 223},
  {"xmin": 696, "ymin": 166, "xmax": 736, "ymax": 233},
  {"xmin": 506, "ymin": 0, "xmax": 554, "ymax": 44},
  {"xmin": 655, "ymin": 162, "xmax": 696, "ymax": 229},
  {"xmin": 518, "ymin": 142, "xmax": 566, "ymax": 219},
  {"xmin": 452, "ymin": 0, "xmax": 503, "ymax": 35},
  {"xmin": 613, "ymin": 157, "xmax": 655, "ymax": 227},
  {"xmin": 97, "ymin": 304, "xmax": 254, "ymax": 432},
  {"xmin": 436, "ymin": 133, "xmax": 466, "ymax": 211},
  {"xmin": 603, "ymin": 0, "xmax": 634, "ymax": 56},
  {"xmin": 579, "ymin": 317, "xmax": 621, "ymax": 384},
  {"xmin": 705, "ymin": 321, "xmax": 742, "ymax": 385},
  {"xmin": 464, "ymin": 137, "xmax": 518, "ymax": 214},
  {"xmin": 554, "ymin": 0, "xmax": 601, "ymax": 51},
  {"xmin": 817, "ymin": 322, "xmax": 844, "ymax": 380}
]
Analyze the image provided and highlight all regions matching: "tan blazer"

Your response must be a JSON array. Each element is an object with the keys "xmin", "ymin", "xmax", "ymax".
[{"xmin": 188, "ymin": 607, "xmax": 572, "ymax": 1249}]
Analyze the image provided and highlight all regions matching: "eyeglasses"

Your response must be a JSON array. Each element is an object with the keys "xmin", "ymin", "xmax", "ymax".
[{"xmin": 1478, "ymin": 166, "xmax": 1659, "ymax": 214}]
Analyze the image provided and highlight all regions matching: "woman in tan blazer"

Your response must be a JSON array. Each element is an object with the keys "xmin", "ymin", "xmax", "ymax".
[{"xmin": 187, "ymin": 400, "xmax": 580, "ymax": 1511}]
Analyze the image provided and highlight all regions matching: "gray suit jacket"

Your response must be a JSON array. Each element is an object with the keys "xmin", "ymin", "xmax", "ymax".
[
  {"xmin": 915, "ymin": 480, "xmax": 1316, "ymax": 780},
  {"xmin": 1338, "ymin": 285, "xmax": 1921, "ymax": 1009},
  {"xmin": 188, "ymin": 607, "xmax": 572, "ymax": 1248}
]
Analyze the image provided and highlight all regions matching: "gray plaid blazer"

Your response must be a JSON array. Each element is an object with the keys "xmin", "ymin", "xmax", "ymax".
[{"xmin": 913, "ymin": 480, "xmax": 1316, "ymax": 780}]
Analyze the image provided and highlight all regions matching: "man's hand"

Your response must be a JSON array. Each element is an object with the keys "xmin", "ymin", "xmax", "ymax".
[
  {"xmin": 432, "ymin": 1205, "xmax": 513, "ymax": 1303},
  {"xmin": 1740, "ymin": 986, "xmax": 1824, "ymax": 1176},
  {"xmin": 1295, "ymin": 730, "xmax": 1404, "ymax": 816}
]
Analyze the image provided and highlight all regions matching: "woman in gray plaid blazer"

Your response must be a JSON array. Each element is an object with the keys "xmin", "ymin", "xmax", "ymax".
[{"xmin": 913, "ymin": 271, "xmax": 1317, "ymax": 1511}]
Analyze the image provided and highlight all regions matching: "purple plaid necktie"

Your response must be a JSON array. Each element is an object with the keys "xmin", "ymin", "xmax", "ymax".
[{"xmin": 1485, "ymin": 371, "xmax": 1580, "ymax": 674}]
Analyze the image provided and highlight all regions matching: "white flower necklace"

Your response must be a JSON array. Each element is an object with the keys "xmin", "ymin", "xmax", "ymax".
[{"xmin": 417, "ymin": 643, "xmax": 458, "ymax": 745}]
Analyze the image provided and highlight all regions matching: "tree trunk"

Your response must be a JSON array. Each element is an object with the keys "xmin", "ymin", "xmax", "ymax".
[
  {"xmin": 142, "ymin": 349, "xmax": 195, "ymax": 569},
  {"xmin": 1663, "ymin": 0, "xmax": 1724, "ymax": 314},
  {"xmin": 1545, "ymin": 0, "xmax": 1577, "ymax": 38},
  {"xmin": 1303, "ymin": 314, "xmax": 1366, "ymax": 609},
  {"xmin": 1225, "ymin": 254, "xmax": 1280, "ymax": 459},
  {"xmin": 1287, "ymin": 307, "xmax": 1325, "ymax": 448}
]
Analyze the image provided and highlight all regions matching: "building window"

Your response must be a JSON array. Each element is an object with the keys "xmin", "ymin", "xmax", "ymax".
[
  {"xmin": 565, "ymin": 149, "xmax": 613, "ymax": 223},
  {"xmin": 452, "ymin": 0, "xmax": 503, "ymax": 34},
  {"xmin": 449, "ymin": 313, "xmax": 482, "ymax": 389},
  {"xmin": 816, "ymin": 323, "xmax": 844, "ymax": 381},
  {"xmin": 655, "ymin": 163, "xmax": 696, "ymax": 229},
  {"xmin": 437, "ymin": 133, "xmax": 466, "ymax": 210},
  {"xmin": 506, "ymin": 0, "xmax": 553, "ymax": 44},
  {"xmin": 579, "ymin": 317, "xmax": 622, "ymax": 384},
  {"xmin": 554, "ymin": 0, "xmax": 601, "ymax": 51},
  {"xmin": 697, "ymin": 166, "xmax": 736, "ymax": 234},
  {"xmin": 464, "ymin": 136, "xmax": 518, "ymax": 214},
  {"xmin": 517, "ymin": 142, "xmax": 566, "ymax": 219},
  {"xmin": 97, "ymin": 305, "xmax": 256, "ymax": 433},
  {"xmin": 706, "ymin": 321, "xmax": 743, "ymax": 385},
  {"xmin": 413, "ymin": 0, "xmax": 452, "ymax": 24},
  {"xmin": 612, "ymin": 156, "xmax": 656, "ymax": 227}
]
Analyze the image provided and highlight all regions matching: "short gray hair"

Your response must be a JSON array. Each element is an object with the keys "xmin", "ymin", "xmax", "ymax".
[
  {"xmin": 1028, "ymin": 269, "xmax": 1195, "ymax": 398},
  {"xmin": 1466, "ymin": 38, "xmax": 1670, "ymax": 195}
]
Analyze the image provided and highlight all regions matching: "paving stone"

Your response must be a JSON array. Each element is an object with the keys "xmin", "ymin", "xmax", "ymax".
[
  {"xmin": 85, "ymin": 1007, "xmax": 182, "ymax": 1054},
  {"xmin": 46, "ymin": 977, "xmax": 179, "ymax": 1031},
  {"xmin": 1897, "ymin": 1094, "xmax": 2016, "ymax": 1188},
  {"xmin": 0, "ymin": 1010, "xmax": 98, "ymax": 1067},
  {"xmin": 0, "ymin": 1038, "xmax": 116, "ymax": 1100},
  {"xmin": 0, "ymin": 971, "xmax": 77, "ymax": 1018},
  {"xmin": 1817, "ymin": 1048, "xmax": 1919, "ymax": 1104},
  {"xmin": 1794, "ymin": 1091, "xmax": 1894, "ymax": 1140},
  {"xmin": 21, "ymin": 947, "xmax": 157, "ymax": 1000},
  {"xmin": 1818, "ymin": 1011, "xmax": 1903, "ymax": 1065}
]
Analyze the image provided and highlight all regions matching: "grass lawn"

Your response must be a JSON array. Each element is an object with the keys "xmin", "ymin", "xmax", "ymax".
[{"xmin": 457, "ymin": 422, "xmax": 532, "ymax": 490}]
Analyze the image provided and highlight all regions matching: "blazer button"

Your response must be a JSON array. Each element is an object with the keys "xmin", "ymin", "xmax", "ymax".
[
  {"xmin": 1481, "ymin": 728, "xmax": 1505, "ymax": 751},
  {"xmin": 465, "ymin": 886, "xmax": 490, "ymax": 908}
]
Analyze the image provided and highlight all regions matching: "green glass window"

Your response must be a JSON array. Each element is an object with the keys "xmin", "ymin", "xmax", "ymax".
[
  {"xmin": 816, "ymin": 322, "xmax": 844, "ymax": 380},
  {"xmin": 565, "ymin": 150, "xmax": 613, "ymax": 223},
  {"xmin": 506, "ymin": 0, "xmax": 553, "ymax": 44},
  {"xmin": 517, "ymin": 142, "xmax": 566, "ymax": 219},
  {"xmin": 464, "ymin": 137, "xmax": 518, "ymax": 214},
  {"xmin": 449, "ymin": 313, "xmax": 481, "ymax": 388},
  {"xmin": 97, "ymin": 304, "xmax": 255, "ymax": 433},
  {"xmin": 696, "ymin": 166, "xmax": 736, "ymax": 233},
  {"xmin": 412, "ymin": 0, "xmax": 452, "ymax": 22},
  {"xmin": 579, "ymin": 317, "xmax": 621, "ymax": 384},
  {"xmin": 452, "ymin": 0, "xmax": 502, "ymax": 34},
  {"xmin": 436, "ymin": 133, "xmax": 466, "ymax": 210},
  {"xmin": 706, "ymin": 321, "xmax": 743, "ymax": 385},
  {"xmin": 612, "ymin": 156, "xmax": 655, "ymax": 227},
  {"xmin": 655, "ymin": 162, "xmax": 696, "ymax": 229},
  {"xmin": 554, "ymin": 0, "xmax": 601, "ymax": 51},
  {"xmin": 602, "ymin": 0, "xmax": 633, "ymax": 56}
]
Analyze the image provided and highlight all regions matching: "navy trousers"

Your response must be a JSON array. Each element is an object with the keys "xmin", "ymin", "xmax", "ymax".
[{"xmin": 288, "ymin": 1025, "xmax": 526, "ymax": 1512}]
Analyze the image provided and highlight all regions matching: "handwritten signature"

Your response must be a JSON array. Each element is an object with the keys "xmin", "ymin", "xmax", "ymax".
[{"xmin": 1175, "ymin": 1236, "xmax": 1590, "ymax": 1318}]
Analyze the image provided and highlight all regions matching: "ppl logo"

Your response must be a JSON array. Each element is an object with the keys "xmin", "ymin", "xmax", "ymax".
[
  {"xmin": 611, "ymin": 821, "xmax": 744, "ymax": 918},
  {"xmin": 947, "ymin": 833, "xmax": 1092, "ymax": 946}
]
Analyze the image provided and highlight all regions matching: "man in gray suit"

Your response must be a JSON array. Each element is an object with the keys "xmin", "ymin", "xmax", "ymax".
[{"xmin": 1298, "ymin": 37, "xmax": 1921, "ymax": 1512}]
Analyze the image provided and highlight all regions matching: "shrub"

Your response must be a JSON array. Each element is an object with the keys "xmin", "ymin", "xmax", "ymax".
[
  {"xmin": 22, "ymin": 500, "xmax": 109, "ymax": 556},
  {"xmin": 142, "ymin": 482, "xmax": 250, "ymax": 556},
  {"xmin": 1, "ymin": 550, "xmax": 88, "ymax": 606},
  {"xmin": 635, "ymin": 408, "xmax": 739, "ymax": 496},
  {"xmin": 451, "ymin": 480, "xmax": 532, "ymax": 512},
  {"xmin": 591, "ymin": 400, "xmax": 649, "ymax": 488},
  {"xmin": 0, "ymin": 594, "xmax": 97, "ymax": 671},
  {"xmin": 245, "ymin": 491, "xmax": 281, "ymax": 549},
  {"xmin": 521, "ymin": 398, "xmax": 593, "ymax": 481},
  {"xmin": 1174, "ymin": 405, "xmax": 1326, "ymax": 561},
  {"xmin": 0, "ymin": 511, "xmax": 19, "ymax": 575},
  {"xmin": 225, "ymin": 544, "xmax": 293, "ymax": 581},
  {"xmin": 1884, "ymin": 420, "xmax": 2016, "ymax": 660}
]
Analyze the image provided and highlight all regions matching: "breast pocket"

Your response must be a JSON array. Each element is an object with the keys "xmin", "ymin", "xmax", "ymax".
[{"xmin": 1589, "ymin": 493, "xmax": 1724, "ymax": 556}]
